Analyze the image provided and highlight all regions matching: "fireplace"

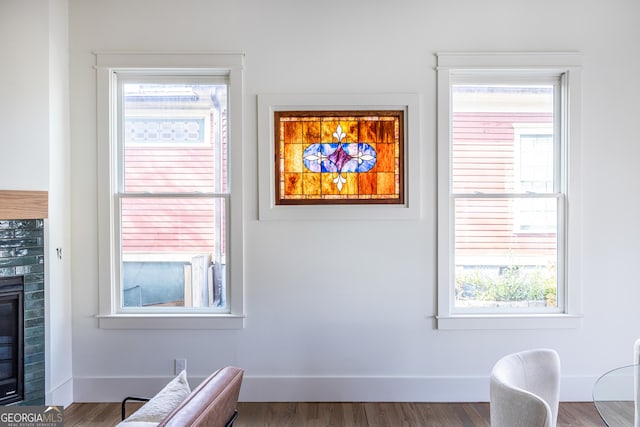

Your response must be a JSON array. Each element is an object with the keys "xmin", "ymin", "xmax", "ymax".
[
  {"xmin": 0, "ymin": 192, "xmax": 47, "ymax": 406},
  {"xmin": 0, "ymin": 219, "xmax": 45, "ymax": 405},
  {"xmin": 0, "ymin": 277, "xmax": 23, "ymax": 405}
]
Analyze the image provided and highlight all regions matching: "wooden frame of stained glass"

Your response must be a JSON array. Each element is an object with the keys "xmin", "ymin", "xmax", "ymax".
[{"xmin": 274, "ymin": 110, "xmax": 404, "ymax": 205}]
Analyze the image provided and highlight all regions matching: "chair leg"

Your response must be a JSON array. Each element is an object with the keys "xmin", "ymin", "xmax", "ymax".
[
  {"xmin": 121, "ymin": 396, "xmax": 150, "ymax": 420},
  {"xmin": 225, "ymin": 410, "xmax": 239, "ymax": 427}
]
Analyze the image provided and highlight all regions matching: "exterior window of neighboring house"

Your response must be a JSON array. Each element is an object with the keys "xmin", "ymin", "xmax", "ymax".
[
  {"xmin": 95, "ymin": 53, "xmax": 245, "ymax": 329},
  {"xmin": 513, "ymin": 126, "xmax": 555, "ymax": 233},
  {"xmin": 436, "ymin": 52, "xmax": 583, "ymax": 329}
]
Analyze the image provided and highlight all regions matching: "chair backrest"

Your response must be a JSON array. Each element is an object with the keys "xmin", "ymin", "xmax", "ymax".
[
  {"xmin": 490, "ymin": 349, "xmax": 561, "ymax": 427},
  {"xmin": 159, "ymin": 366, "xmax": 244, "ymax": 427}
]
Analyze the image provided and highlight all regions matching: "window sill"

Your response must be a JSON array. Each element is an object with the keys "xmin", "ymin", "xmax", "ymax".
[
  {"xmin": 97, "ymin": 313, "xmax": 245, "ymax": 330},
  {"xmin": 436, "ymin": 314, "xmax": 583, "ymax": 330}
]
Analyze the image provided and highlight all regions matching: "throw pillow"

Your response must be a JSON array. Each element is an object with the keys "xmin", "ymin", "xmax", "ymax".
[{"xmin": 119, "ymin": 370, "xmax": 191, "ymax": 425}]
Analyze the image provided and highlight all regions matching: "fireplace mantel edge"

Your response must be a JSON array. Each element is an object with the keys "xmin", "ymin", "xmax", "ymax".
[{"xmin": 0, "ymin": 190, "xmax": 48, "ymax": 220}]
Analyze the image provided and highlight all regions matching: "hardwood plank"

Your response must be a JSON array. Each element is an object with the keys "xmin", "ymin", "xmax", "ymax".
[
  {"xmin": 343, "ymin": 402, "xmax": 369, "ymax": 427},
  {"xmin": 558, "ymin": 402, "xmax": 606, "ymax": 427},
  {"xmin": 64, "ymin": 402, "xmax": 122, "ymax": 427},
  {"xmin": 63, "ymin": 401, "xmax": 605, "ymax": 426}
]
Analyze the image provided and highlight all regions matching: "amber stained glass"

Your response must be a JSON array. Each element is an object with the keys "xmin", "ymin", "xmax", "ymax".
[{"xmin": 275, "ymin": 111, "xmax": 404, "ymax": 205}]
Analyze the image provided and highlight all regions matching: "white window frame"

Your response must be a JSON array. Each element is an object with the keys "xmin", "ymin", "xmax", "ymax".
[
  {"xmin": 436, "ymin": 52, "xmax": 583, "ymax": 330},
  {"xmin": 95, "ymin": 52, "xmax": 245, "ymax": 329}
]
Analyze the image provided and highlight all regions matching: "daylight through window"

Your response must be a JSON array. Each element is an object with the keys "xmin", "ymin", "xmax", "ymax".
[
  {"xmin": 118, "ymin": 80, "xmax": 229, "ymax": 310},
  {"xmin": 451, "ymin": 83, "xmax": 561, "ymax": 311}
]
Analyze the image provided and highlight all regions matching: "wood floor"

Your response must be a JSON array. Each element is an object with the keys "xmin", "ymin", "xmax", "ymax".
[{"xmin": 64, "ymin": 401, "xmax": 605, "ymax": 426}]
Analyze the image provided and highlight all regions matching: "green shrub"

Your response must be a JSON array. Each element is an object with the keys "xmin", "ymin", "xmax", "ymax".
[{"xmin": 456, "ymin": 264, "xmax": 557, "ymax": 306}]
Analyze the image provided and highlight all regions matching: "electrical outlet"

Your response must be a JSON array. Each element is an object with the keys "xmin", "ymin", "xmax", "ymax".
[{"xmin": 175, "ymin": 358, "xmax": 187, "ymax": 374}]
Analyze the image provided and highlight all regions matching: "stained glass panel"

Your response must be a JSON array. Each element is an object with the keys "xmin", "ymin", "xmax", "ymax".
[{"xmin": 275, "ymin": 111, "xmax": 404, "ymax": 204}]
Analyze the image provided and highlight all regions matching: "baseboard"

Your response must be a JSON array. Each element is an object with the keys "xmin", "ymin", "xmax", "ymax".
[
  {"xmin": 239, "ymin": 375, "xmax": 598, "ymax": 402},
  {"xmin": 47, "ymin": 376, "xmax": 74, "ymax": 408},
  {"xmin": 72, "ymin": 374, "xmax": 598, "ymax": 403},
  {"xmin": 74, "ymin": 375, "xmax": 184, "ymax": 402}
]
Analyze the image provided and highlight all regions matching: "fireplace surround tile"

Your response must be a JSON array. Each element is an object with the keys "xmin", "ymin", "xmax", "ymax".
[{"xmin": 0, "ymin": 219, "xmax": 45, "ymax": 405}]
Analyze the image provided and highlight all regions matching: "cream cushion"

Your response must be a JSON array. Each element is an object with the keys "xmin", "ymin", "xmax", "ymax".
[
  {"xmin": 118, "ymin": 370, "xmax": 191, "ymax": 426},
  {"xmin": 490, "ymin": 348, "xmax": 560, "ymax": 427}
]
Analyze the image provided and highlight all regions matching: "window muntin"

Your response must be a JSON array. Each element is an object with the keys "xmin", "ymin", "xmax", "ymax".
[{"xmin": 115, "ymin": 78, "xmax": 229, "ymax": 312}]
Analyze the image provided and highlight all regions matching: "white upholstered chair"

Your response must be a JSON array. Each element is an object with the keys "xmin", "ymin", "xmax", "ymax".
[{"xmin": 490, "ymin": 348, "xmax": 561, "ymax": 427}]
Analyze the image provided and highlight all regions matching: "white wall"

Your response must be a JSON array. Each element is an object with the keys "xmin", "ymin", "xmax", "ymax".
[
  {"xmin": 68, "ymin": 0, "xmax": 640, "ymax": 402},
  {"xmin": 0, "ymin": 1, "xmax": 50, "ymax": 190}
]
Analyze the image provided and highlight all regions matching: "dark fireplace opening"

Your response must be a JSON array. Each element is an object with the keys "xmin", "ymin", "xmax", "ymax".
[{"xmin": 0, "ymin": 276, "xmax": 23, "ymax": 405}]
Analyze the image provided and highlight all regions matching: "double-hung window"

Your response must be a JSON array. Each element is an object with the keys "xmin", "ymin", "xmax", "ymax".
[
  {"xmin": 96, "ymin": 52, "xmax": 244, "ymax": 329},
  {"xmin": 436, "ymin": 53, "xmax": 583, "ymax": 329}
]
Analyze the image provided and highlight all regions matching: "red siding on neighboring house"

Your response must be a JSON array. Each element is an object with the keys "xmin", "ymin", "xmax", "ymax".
[
  {"xmin": 124, "ymin": 147, "xmax": 215, "ymax": 193},
  {"xmin": 452, "ymin": 112, "xmax": 556, "ymax": 261},
  {"xmin": 121, "ymin": 146, "xmax": 216, "ymax": 255}
]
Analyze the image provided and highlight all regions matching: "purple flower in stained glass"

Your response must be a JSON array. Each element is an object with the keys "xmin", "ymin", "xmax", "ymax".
[{"xmin": 327, "ymin": 145, "xmax": 353, "ymax": 171}]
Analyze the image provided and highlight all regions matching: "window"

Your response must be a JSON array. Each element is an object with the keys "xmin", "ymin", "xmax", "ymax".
[
  {"xmin": 436, "ymin": 52, "xmax": 583, "ymax": 329},
  {"xmin": 96, "ymin": 52, "xmax": 244, "ymax": 329},
  {"xmin": 513, "ymin": 125, "xmax": 555, "ymax": 233}
]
